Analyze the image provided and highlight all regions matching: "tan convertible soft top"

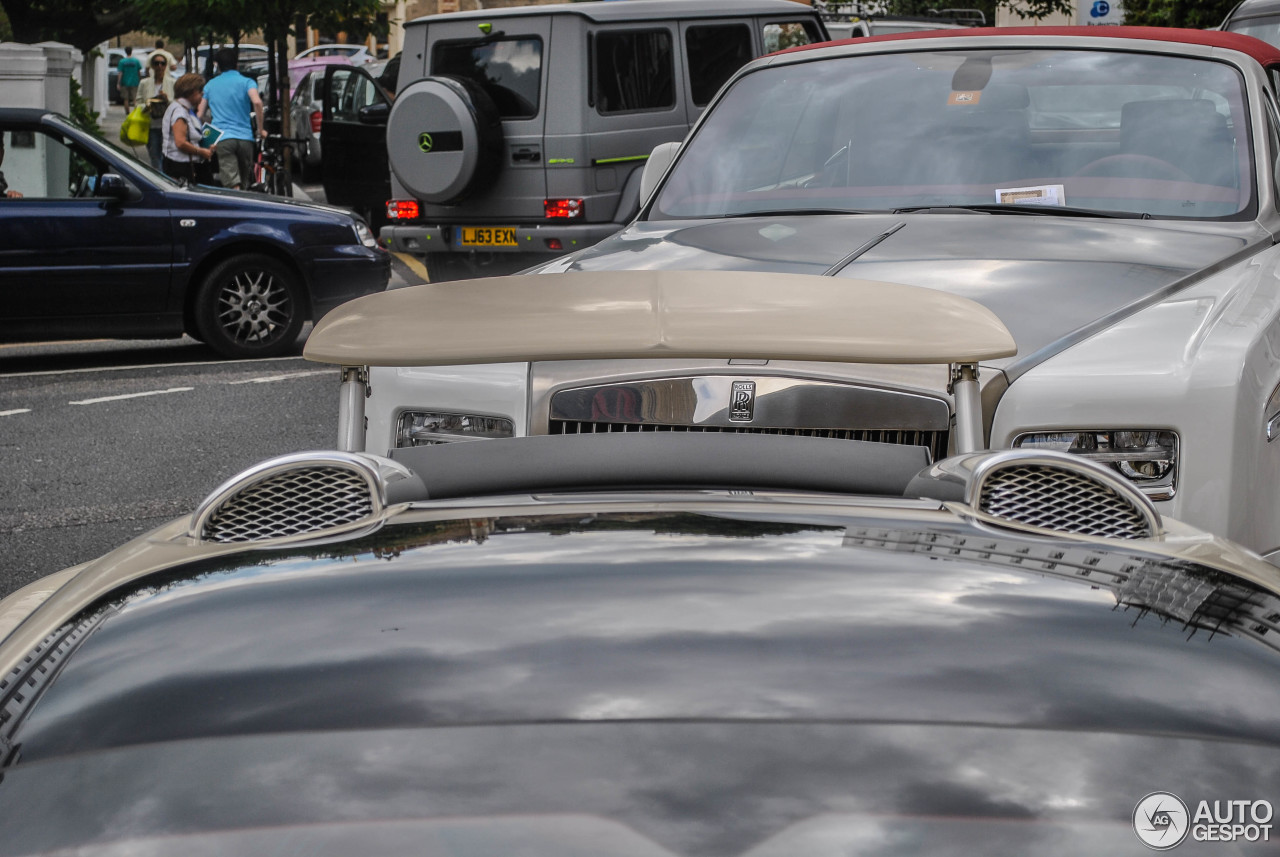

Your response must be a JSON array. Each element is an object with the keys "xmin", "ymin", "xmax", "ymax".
[{"xmin": 304, "ymin": 270, "xmax": 1016, "ymax": 366}]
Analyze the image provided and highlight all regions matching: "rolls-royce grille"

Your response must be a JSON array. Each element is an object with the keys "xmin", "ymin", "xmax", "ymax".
[
  {"xmin": 549, "ymin": 419, "xmax": 948, "ymax": 462},
  {"xmin": 201, "ymin": 466, "xmax": 375, "ymax": 543},
  {"xmin": 977, "ymin": 463, "xmax": 1154, "ymax": 540}
]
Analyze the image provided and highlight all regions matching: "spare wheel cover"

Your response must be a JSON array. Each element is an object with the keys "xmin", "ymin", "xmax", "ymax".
[{"xmin": 387, "ymin": 76, "xmax": 503, "ymax": 204}]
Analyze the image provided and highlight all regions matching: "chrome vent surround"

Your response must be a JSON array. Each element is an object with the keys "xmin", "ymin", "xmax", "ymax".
[
  {"xmin": 191, "ymin": 452, "xmax": 387, "ymax": 544},
  {"xmin": 968, "ymin": 452, "xmax": 1160, "ymax": 540},
  {"xmin": 550, "ymin": 420, "xmax": 948, "ymax": 463}
]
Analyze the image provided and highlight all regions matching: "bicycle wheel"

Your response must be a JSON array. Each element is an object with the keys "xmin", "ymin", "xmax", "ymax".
[{"xmin": 275, "ymin": 160, "xmax": 293, "ymax": 197}]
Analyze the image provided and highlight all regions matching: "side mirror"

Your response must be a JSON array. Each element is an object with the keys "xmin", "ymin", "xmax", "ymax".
[
  {"xmin": 95, "ymin": 173, "xmax": 137, "ymax": 201},
  {"xmin": 639, "ymin": 141, "xmax": 681, "ymax": 207},
  {"xmin": 358, "ymin": 102, "xmax": 390, "ymax": 125}
]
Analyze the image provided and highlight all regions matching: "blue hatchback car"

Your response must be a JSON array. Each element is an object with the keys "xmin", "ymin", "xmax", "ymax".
[{"xmin": 0, "ymin": 108, "xmax": 389, "ymax": 359}]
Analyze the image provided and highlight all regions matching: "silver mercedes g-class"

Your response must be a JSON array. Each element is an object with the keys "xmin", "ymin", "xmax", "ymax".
[{"xmin": 375, "ymin": 0, "xmax": 827, "ymax": 281}]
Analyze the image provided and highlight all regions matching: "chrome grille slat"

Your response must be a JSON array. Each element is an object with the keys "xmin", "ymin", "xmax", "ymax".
[
  {"xmin": 201, "ymin": 466, "xmax": 374, "ymax": 543},
  {"xmin": 549, "ymin": 419, "xmax": 947, "ymax": 461},
  {"xmin": 977, "ymin": 463, "xmax": 1153, "ymax": 540}
]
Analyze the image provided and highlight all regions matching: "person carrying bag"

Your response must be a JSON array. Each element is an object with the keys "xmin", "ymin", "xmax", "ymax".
[
  {"xmin": 162, "ymin": 73, "xmax": 217, "ymax": 186},
  {"xmin": 138, "ymin": 53, "xmax": 176, "ymax": 170}
]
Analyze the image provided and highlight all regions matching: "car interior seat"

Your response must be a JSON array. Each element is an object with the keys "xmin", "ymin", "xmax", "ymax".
[
  {"xmin": 846, "ymin": 82, "xmax": 1032, "ymax": 189},
  {"xmin": 1120, "ymin": 99, "xmax": 1237, "ymax": 188}
]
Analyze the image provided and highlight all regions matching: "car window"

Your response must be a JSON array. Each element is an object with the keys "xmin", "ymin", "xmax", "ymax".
[
  {"xmin": 593, "ymin": 29, "xmax": 675, "ymax": 114},
  {"xmin": 653, "ymin": 48, "xmax": 1254, "ymax": 221},
  {"xmin": 761, "ymin": 21, "xmax": 821, "ymax": 53},
  {"xmin": 432, "ymin": 36, "xmax": 542, "ymax": 119},
  {"xmin": 1225, "ymin": 14, "xmax": 1280, "ymax": 48},
  {"xmin": 1, "ymin": 128, "xmax": 103, "ymax": 199},
  {"xmin": 291, "ymin": 72, "xmax": 311, "ymax": 107},
  {"xmin": 331, "ymin": 69, "xmax": 386, "ymax": 120},
  {"xmin": 686, "ymin": 24, "xmax": 752, "ymax": 107}
]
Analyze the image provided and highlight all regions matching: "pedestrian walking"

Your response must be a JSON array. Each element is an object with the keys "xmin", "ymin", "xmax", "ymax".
[
  {"xmin": 162, "ymin": 73, "xmax": 217, "ymax": 186},
  {"xmin": 138, "ymin": 53, "xmax": 176, "ymax": 170},
  {"xmin": 151, "ymin": 39, "xmax": 178, "ymax": 71},
  {"xmin": 116, "ymin": 47, "xmax": 142, "ymax": 111},
  {"xmin": 199, "ymin": 47, "xmax": 266, "ymax": 191}
]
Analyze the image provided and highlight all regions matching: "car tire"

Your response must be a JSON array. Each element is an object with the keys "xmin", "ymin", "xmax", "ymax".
[
  {"xmin": 193, "ymin": 254, "xmax": 305, "ymax": 359},
  {"xmin": 386, "ymin": 75, "xmax": 504, "ymax": 205}
]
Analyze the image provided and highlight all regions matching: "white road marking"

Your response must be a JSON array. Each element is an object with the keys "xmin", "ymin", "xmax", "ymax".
[
  {"xmin": 0, "ymin": 408, "xmax": 31, "ymax": 417},
  {"xmin": 228, "ymin": 369, "xmax": 333, "ymax": 385},
  {"xmin": 0, "ymin": 355, "xmax": 306, "ymax": 379},
  {"xmin": 69, "ymin": 387, "xmax": 194, "ymax": 405}
]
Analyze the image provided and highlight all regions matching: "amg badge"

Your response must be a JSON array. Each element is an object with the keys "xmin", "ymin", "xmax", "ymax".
[{"xmin": 729, "ymin": 381, "xmax": 756, "ymax": 422}]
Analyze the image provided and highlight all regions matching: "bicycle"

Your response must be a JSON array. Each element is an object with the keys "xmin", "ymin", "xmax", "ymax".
[{"xmin": 250, "ymin": 134, "xmax": 305, "ymax": 197}]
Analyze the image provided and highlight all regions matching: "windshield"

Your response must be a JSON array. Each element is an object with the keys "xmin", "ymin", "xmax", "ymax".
[{"xmin": 652, "ymin": 48, "xmax": 1254, "ymax": 220}]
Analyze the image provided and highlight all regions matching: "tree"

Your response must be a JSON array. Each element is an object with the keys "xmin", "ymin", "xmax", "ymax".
[
  {"xmin": 1, "ymin": 0, "xmax": 139, "ymax": 51},
  {"xmin": 1122, "ymin": 0, "xmax": 1237, "ymax": 28},
  {"xmin": 883, "ymin": 0, "xmax": 1075, "ymax": 23}
]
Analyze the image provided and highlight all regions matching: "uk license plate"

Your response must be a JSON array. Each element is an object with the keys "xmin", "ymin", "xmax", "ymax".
[{"xmin": 458, "ymin": 226, "xmax": 518, "ymax": 248}]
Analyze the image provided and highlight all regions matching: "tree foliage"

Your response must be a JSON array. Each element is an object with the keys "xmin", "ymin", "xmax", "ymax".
[
  {"xmin": 1, "ymin": 0, "xmax": 138, "ymax": 51},
  {"xmin": 884, "ymin": 0, "xmax": 1075, "ymax": 23},
  {"xmin": 1122, "ymin": 0, "xmax": 1237, "ymax": 28}
]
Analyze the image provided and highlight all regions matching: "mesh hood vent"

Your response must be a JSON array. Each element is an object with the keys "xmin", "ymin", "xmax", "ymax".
[
  {"xmin": 193, "ymin": 453, "xmax": 389, "ymax": 545},
  {"xmin": 977, "ymin": 462, "xmax": 1155, "ymax": 540}
]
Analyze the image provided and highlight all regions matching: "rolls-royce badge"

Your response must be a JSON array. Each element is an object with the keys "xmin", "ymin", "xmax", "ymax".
[{"xmin": 730, "ymin": 381, "xmax": 756, "ymax": 422}]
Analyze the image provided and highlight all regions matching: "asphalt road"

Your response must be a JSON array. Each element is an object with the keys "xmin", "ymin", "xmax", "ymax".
[
  {"xmin": 0, "ymin": 258, "xmax": 420, "ymax": 595},
  {"xmin": 0, "ymin": 123, "xmax": 427, "ymax": 594}
]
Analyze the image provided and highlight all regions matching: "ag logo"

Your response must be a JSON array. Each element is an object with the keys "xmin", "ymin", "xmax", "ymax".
[
  {"xmin": 418, "ymin": 132, "xmax": 434, "ymax": 153},
  {"xmin": 1134, "ymin": 792, "xmax": 1190, "ymax": 850}
]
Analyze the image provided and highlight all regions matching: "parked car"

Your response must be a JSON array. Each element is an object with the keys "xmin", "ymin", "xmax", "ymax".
[
  {"xmin": 104, "ymin": 47, "xmax": 126, "ymax": 105},
  {"xmin": 823, "ymin": 16, "xmax": 968, "ymax": 37},
  {"xmin": 0, "ymin": 108, "xmax": 389, "ymax": 359},
  {"xmin": 1222, "ymin": 0, "xmax": 1280, "ymax": 45},
  {"xmin": 4, "ymin": 275, "xmax": 1280, "ymax": 853},
  {"xmin": 296, "ymin": 42, "xmax": 377, "ymax": 64},
  {"xmin": 325, "ymin": 26, "xmax": 1280, "ymax": 562},
  {"xmin": 285, "ymin": 58, "xmax": 355, "ymax": 181},
  {"xmin": 356, "ymin": 0, "xmax": 827, "ymax": 279}
]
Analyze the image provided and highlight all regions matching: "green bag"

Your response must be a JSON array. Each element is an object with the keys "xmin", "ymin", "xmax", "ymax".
[{"xmin": 120, "ymin": 105, "xmax": 150, "ymax": 145}]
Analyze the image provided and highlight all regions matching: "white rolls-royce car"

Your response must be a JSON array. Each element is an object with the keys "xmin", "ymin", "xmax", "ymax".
[{"xmin": 310, "ymin": 26, "xmax": 1280, "ymax": 562}]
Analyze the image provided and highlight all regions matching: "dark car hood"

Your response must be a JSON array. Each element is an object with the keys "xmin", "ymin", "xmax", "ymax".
[
  {"xmin": 562, "ymin": 215, "xmax": 1267, "ymax": 372},
  {"xmin": 5, "ymin": 509, "xmax": 1280, "ymax": 853},
  {"xmin": 3, "ymin": 722, "xmax": 1275, "ymax": 856},
  {"xmin": 172, "ymin": 184, "xmax": 356, "ymax": 220}
]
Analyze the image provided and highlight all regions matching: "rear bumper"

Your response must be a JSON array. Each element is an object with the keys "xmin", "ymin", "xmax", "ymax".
[{"xmin": 381, "ymin": 223, "xmax": 622, "ymax": 256}]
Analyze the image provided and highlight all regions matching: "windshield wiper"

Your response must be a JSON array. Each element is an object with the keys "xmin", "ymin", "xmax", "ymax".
[{"xmin": 894, "ymin": 203, "xmax": 1131, "ymax": 218}]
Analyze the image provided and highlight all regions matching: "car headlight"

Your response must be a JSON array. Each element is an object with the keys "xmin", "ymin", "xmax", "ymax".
[
  {"xmin": 353, "ymin": 220, "xmax": 377, "ymax": 249},
  {"xmin": 397, "ymin": 411, "xmax": 515, "ymax": 447},
  {"xmin": 1012, "ymin": 430, "xmax": 1178, "ymax": 501}
]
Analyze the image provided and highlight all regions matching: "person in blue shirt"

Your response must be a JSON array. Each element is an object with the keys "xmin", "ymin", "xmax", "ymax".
[
  {"xmin": 198, "ymin": 47, "xmax": 266, "ymax": 190},
  {"xmin": 116, "ymin": 47, "xmax": 142, "ymax": 111}
]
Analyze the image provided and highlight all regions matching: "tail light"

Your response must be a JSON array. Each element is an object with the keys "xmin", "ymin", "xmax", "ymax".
[
  {"xmin": 387, "ymin": 200, "xmax": 420, "ymax": 220},
  {"xmin": 544, "ymin": 198, "xmax": 583, "ymax": 219},
  {"xmin": 309, "ymin": 110, "xmax": 322, "ymax": 133}
]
